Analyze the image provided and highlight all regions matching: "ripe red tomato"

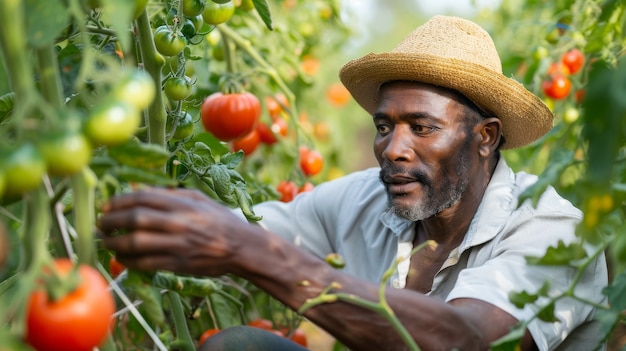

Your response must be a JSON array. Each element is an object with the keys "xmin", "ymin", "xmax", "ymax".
[
  {"xmin": 561, "ymin": 48, "xmax": 584, "ymax": 74},
  {"xmin": 247, "ymin": 318, "xmax": 273, "ymax": 330},
  {"xmin": 256, "ymin": 122, "xmax": 277, "ymax": 144},
  {"xmin": 277, "ymin": 180, "xmax": 298, "ymax": 202},
  {"xmin": 26, "ymin": 259, "xmax": 116, "ymax": 351},
  {"xmin": 290, "ymin": 328, "xmax": 308, "ymax": 347},
  {"xmin": 201, "ymin": 92, "xmax": 261, "ymax": 141},
  {"xmin": 108, "ymin": 256, "xmax": 126, "ymax": 279},
  {"xmin": 547, "ymin": 61, "xmax": 570, "ymax": 76},
  {"xmin": 266, "ymin": 93, "xmax": 289, "ymax": 118},
  {"xmin": 231, "ymin": 128, "xmax": 261, "ymax": 156},
  {"xmin": 198, "ymin": 328, "xmax": 221, "ymax": 345},
  {"xmin": 299, "ymin": 147, "xmax": 324, "ymax": 177},
  {"xmin": 326, "ymin": 82, "xmax": 351, "ymax": 107},
  {"xmin": 39, "ymin": 132, "xmax": 92, "ymax": 177},
  {"xmin": 298, "ymin": 182, "xmax": 315, "ymax": 193},
  {"xmin": 542, "ymin": 75, "xmax": 572, "ymax": 100}
]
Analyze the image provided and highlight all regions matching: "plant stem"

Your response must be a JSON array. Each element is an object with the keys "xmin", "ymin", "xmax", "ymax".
[
  {"xmin": 135, "ymin": 9, "xmax": 167, "ymax": 149},
  {"xmin": 166, "ymin": 291, "xmax": 195, "ymax": 351},
  {"xmin": 35, "ymin": 45, "xmax": 65, "ymax": 110},
  {"xmin": 70, "ymin": 167, "xmax": 97, "ymax": 265}
]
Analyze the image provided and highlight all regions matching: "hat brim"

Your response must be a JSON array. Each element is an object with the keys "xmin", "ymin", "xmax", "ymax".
[{"xmin": 339, "ymin": 53, "xmax": 554, "ymax": 150}]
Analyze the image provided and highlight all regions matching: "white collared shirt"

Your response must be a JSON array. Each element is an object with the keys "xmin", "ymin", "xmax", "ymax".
[{"xmin": 250, "ymin": 157, "xmax": 607, "ymax": 350}]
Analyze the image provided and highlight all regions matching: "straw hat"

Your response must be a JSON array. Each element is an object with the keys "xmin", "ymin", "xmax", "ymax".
[{"xmin": 339, "ymin": 15, "xmax": 553, "ymax": 150}]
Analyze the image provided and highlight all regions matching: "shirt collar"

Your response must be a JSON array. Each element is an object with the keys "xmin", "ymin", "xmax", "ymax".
[{"xmin": 378, "ymin": 156, "xmax": 517, "ymax": 247}]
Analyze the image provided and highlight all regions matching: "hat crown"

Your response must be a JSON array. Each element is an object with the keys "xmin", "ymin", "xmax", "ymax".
[{"xmin": 391, "ymin": 15, "xmax": 502, "ymax": 74}]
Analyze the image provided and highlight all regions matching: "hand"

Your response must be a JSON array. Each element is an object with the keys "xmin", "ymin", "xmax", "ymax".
[{"xmin": 98, "ymin": 187, "xmax": 253, "ymax": 276}]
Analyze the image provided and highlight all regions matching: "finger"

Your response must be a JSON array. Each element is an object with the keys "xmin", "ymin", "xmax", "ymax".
[
  {"xmin": 101, "ymin": 188, "xmax": 200, "ymax": 213},
  {"xmin": 103, "ymin": 229, "xmax": 188, "ymax": 255},
  {"xmin": 97, "ymin": 206, "xmax": 190, "ymax": 235}
]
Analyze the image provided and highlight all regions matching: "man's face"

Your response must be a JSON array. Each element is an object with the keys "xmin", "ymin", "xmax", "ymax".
[{"xmin": 373, "ymin": 81, "xmax": 478, "ymax": 221}]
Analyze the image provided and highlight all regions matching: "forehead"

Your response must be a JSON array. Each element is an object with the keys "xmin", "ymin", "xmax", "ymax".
[{"xmin": 376, "ymin": 81, "xmax": 468, "ymax": 118}]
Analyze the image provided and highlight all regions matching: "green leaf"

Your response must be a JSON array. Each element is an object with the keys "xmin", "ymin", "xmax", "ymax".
[
  {"xmin": 153, "ymin": 272, "xmax": 223, "ymax": 296},
  {"xmin": 112, "ymin": 166, "xmax": 178, "ymax": 187},
  {"xmin": 220, "ymin": 150, "xmax": 244, "ymax": 169},
  {"xmin": 603, "ymin": 270, "xmax": 626, "ymax": 312},
  {"xmin": 509, "ymin": 289, "xmax": 539, "ymax": 309},
  {"xmin": 234, "ymin": 183, "xmax": 262, "ymax": 222},
  {"xmin": 24, "ymin": 0, "xmax": 68, "ymax": 47},
  {"xmin": 108, "ymin": 139, "xmax": 171, "ymax": 169},
  {"xmin": 536, "ymin": 301, "xmax": 558, "ymax": 323},
  {"xmin": 0, "ymin": 92, "xmax": 14, "ymax": 123},
  {"xmin": 582, "ymin": 57, "xmax": 626, "ymax": 186},
  {"xmin": 525, "ymin": 240, "xmax": 586, "ymax": 266},
  {"xmin": 251, "ymin": 0, "xmax": 273, "ymax": 30}
]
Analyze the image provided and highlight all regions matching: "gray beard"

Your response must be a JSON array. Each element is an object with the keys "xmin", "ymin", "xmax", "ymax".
[{"xmin": 387, "ymin": 149, "xmax": 471, "ymax": 222}]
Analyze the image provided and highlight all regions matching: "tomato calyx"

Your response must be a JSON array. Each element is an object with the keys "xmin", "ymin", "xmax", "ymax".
[{"xmin": 38, "ymin": 260, "xmax": 83, "ymax": 303}]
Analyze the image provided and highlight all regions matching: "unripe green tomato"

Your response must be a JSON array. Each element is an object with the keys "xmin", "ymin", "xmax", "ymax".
[
  {"xmin": 0, "ymin": 143, "xmax": 46, "ymax": 198},
  {"xmin": 533, "ymin": 46, "xmax": 549, "ymax": 61},
  {"xmin": 164, "ymin": 76, "xmax": 193, "ymax": 101},
  {"xmin": 563, "ymin": 107, "xmax": 580, "ymax": 124},
  {"xmin": 113, "ymin": 69, "xmax": 156, "ymax": 110},
  {"xmin": 202, "ymin": 0, "xmax": 235, "ymax": 25},
  {"xmin": 183, "ymin": 0, "xmax": 206, "ymax": 17},
  {"xmin": 239, "ymin": 0, "xmax": 254, "ymax": 11},
  {"xmin": 154, "ymin": 26, "xmax": 187, "ymax": 57},
  {"xmin": 168, "ymin": 112, "xmax": 195, "ymax": 140},
  {"xmin": 85, "ymin": 100, "xmax": 141, "ymax": 146},
  {"xmin": 39, "ymin": 132, "xmax": 92, "ymax": 177}
]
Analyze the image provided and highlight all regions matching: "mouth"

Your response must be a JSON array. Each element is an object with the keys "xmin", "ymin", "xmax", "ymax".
[{"xmin": 383, "ymin": 175, "xmax": 421, "ymax": 195}]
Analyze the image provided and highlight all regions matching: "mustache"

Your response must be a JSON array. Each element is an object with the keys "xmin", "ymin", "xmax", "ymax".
[{"xmin": 379, "ymin": 165, "xmax": 432, "ymax": 188}]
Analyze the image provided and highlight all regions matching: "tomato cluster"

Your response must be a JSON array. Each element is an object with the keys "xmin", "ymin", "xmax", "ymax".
[
  {"xmin": 0, "ymin": 68, "xmax": 155, "ymax": 201},
  {"xmin": 542, "ymin": 48, "xmax": 585, "ymax": 100},
  {"xmin": 276, "ymin": 180, "xmax": 314, "ymax": 202}
]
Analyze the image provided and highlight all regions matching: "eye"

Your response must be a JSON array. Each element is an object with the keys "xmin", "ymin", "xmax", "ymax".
[
  {"xmin": 376, "ymin": 123, "xmax": 391, "ymax": 135},
  {"xmin": 412, "ymin": 124, "xmax": 436, "ymax": 135}
]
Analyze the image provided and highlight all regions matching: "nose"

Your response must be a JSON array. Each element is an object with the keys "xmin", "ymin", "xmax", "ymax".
[{"xmin": 380, "ymin": 126, "xmax": 414, "ymax": 163}]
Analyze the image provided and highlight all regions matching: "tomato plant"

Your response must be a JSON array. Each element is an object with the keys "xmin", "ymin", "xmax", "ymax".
[
  {"xmin": 561, "ymin": 48, "xmax": 585, "ymax": 75},
  {"xmin": 26, "ymin": 259, "xmax": 115, "ymax": 351},
  {"xmin": 232, "ymin": 128, "xmax": 261, "ymax": 156},
  {"xmin": 542, "ymin": 75, "xmax": 572, "ymax": 100},
  {"xmin": 200, "ymin": 92, "xmax": 261, "ymax": 141},
  {"xmin": 299, "ymin": 146, "xmax": 324, "ymax": 177},
  {"xmin": 202, "ymin": 0, "xmax": 235, "ymax": 25},
  {"xmin": 84, "ymin": 100, "xmax": 141, "ymax": 146},
  {"xmin": 154, "ymin": 26, "xmax": 187, "ymax": 57},
  {"xmin": 164, "ymin": 76, "xmax": 193, "ymax": 101},
  {"xmin": 39, "ymin": 132, "xmax": 92, "ymax": 177}
]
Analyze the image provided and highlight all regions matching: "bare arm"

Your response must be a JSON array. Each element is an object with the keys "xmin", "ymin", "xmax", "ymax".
[{"xmin": 99, "ymin": 188, "xmax": 536, "ymax": 351}]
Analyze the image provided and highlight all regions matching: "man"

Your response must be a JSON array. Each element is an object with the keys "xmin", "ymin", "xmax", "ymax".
[{"xmin": 99, "ymin": 16, "xmax": 607, "ymax": 350}]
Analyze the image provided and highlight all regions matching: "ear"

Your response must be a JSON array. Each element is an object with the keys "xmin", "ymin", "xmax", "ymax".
[{"xmin": 477, "ymin": 117, "xmax": 502, "ymax": 157}]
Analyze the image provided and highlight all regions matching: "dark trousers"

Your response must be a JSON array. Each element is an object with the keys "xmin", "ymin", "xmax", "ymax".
[{"xmin": 198, "ymin": 326, "xmax": 310, "ymax": 351}]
